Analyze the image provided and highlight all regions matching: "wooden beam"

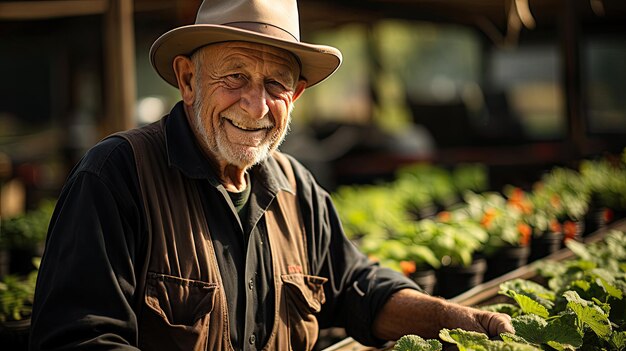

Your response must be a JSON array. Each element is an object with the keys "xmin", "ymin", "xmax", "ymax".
[
  {"xmin": 102, "ymin": 0, "xmax": 137, "ymax": 136},
  {"xmin": 0, "ymin": 1, "xmax": 108, "ymax": 20}
]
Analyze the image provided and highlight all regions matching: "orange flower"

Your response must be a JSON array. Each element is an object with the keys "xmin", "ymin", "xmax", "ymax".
[
  {"xmin": 481, "ymin": 208, "xmax": 497, "ymax": 228},
  {"xmin": 437, "ymin": 211, "xmax": 451, "ymax": 222},
  {"xmin": 368, "ymin": 255, "xmax": 379, "ymax": 263},
  {"xmin": 550, "ymin": 195, "xmax": 561, "ymax": 210},
  {"xmin": 550, "ymin": 219, "xmax": 561, "ymax": 233},
  {"xmin": 400, "ymin": 260, "xmax": 417, "ymax": 276},
  {"xmin": 517, "ymin": 222, "xmax": 532, "ymax": 246}
]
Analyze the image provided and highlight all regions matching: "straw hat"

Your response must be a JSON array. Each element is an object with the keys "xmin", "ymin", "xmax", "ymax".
[{"xmin": 150, "ymin": 0, "xmax": 343, "ymax": 88}]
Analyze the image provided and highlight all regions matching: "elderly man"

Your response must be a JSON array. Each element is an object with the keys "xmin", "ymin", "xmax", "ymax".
[{"xmin": 30, "ymin": 0, "xmax": 513, "ymax": 350}]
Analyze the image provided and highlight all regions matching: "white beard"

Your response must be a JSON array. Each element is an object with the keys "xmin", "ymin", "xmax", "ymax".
[{"xmin": 191, "ymin": 86, "xmax": 292, "ymax": 170}]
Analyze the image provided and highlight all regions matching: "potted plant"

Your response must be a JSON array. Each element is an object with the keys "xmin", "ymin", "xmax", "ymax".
[
  {"xmin": 0, "ymin": 261, "xmax": 38, "ymax": 349},
  {"xmin": 420, "ymin": 215, "xmax": 488, "ymax": 298},
  {"xmin": 538, "ymin": 167, "xmax": 590, "ymax": 243},
  {"xmin": 395, "ymin": 163, "xmax": 459, "ymax": 212},
  {"xmin": 392, "ymin": 177, "xmax": 437, "ymax": 220},
  {"xmin": 461, "ymin": 190, "xmax": 531, "ymax": 280},
  {"xmin": 1, "ymin": 200, "xmax": 54, "ymax": 275},
  {"xmin": 579, "ymin": 153, "xmax": 626, "ymax": 232},
  {"xmin": 332, "ymin": 184, "xmax": 406, "ymax": 241}
]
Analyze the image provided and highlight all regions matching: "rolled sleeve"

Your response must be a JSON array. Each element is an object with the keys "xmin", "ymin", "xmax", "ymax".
[{"xmin": 292, "ymin": 159, "xmax": 420, "ymax": 346}]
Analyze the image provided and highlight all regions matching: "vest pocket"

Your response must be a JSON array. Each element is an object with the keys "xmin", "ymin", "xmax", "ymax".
[
  {"xmin": 281, "ymin": 274, "xmax": 328, "ymax": 351},
  {"xmin": 140, "ymin": 272, "xmax": 218, "ymax": 351}
]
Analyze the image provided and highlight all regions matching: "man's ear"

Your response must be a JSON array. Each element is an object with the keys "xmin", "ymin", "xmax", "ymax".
[
  {"xmin": 292, "ymin": 80, "xmax": 307, "ymax": 102},
  {"xmin": 173, "ymin": 55, "xmax": 195, "ymax": 106}
]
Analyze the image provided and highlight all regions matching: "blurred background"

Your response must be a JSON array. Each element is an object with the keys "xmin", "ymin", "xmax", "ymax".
[
  {"xmin": 1, "ymin": 0, "xmax": 626, "ymax": 348},
  {"xmin": 1, "ymin": 0, "xmax": 625, "ymax": 214}
]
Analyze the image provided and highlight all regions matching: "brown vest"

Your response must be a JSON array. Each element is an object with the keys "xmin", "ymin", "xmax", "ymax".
[{"xmin": 115, "ymin": 119, "xmax": 326, "ymax": 350}]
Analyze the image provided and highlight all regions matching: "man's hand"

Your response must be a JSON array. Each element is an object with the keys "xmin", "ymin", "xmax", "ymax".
[
  {"xmin": 439, "ymin": 301, "xmax": 514, "ymax": 337},
  {"xmin": 372, "ymin": 289, "xmax": 514, "ymax": 341}
]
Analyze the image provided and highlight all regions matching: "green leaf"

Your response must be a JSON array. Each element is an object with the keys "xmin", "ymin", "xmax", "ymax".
[
  {"xmin": 507, "ymin": 291, "xmax": 550, "ymax": 318},
  {"xmin": 439, "ymin": 328, "xmax": 489, "ymax": 351},
  {"xmin": 546, "ymin": 340, "xmax": 577, "ymax": 351},
  {"xmin": 407, "ymin": 245, "xmax": 441, "ymax": 269},
  {"xmin": 597, "ymin": 278, "xmax": 623, "ymax": 299},
  {"xmin": 439, "ymin": 328, "xmax": 540, "ymax": 351},
  {"xmin": 499, "ymin": 279, "xmax": 555, "ymax": 307},
  {"xmin": 511, "ymin": 315, "xmax": 547, "ymax": 345},
  {"xmin": 564, "ymin": 291, "xmax": 612, "ymax": 338},
  {"xmin": 511, "ymin": 312, "xmax": 582, "ymax": 349},
  {"xmin": 566, "ymin": 239, "xmax": 593, "ymax": 261},
  {"xmin": 393, "ymin": 334, "xmax": 442, "ymax": 351},
  {"xmin": 571, "ymin": 280, "xmax": 591, "ymax": 291},
  {"xmin": 543, "ymin": 313, "xmax": 583, "ymax": 348},
  {"xmin": 500, "ymin": 333, "xmax": 532, "ymax": 345},
  {"xmin": 611, "ymin": 331, "xmax": 626, "ymax": 350}
]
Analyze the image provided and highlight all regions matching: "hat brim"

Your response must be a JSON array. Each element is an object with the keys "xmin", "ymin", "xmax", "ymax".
[{"xmin": 150, "ymin": 25, "xmax": 342, "ymax": 88}]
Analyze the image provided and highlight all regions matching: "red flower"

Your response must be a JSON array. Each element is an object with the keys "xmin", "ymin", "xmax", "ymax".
[
  {"xmin": 563, "ymin": 220, "xmax": 578, "ymax": 240},
  {"xmin": 603, "ymin": 208, "xmax": 614, "ymax": 224}
]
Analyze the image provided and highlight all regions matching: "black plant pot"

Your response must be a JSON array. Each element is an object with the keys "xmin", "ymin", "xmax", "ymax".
[
  {"xmin": 583, "ymin": 206, "xmax": 610, "ymax": 236},
  {"xmin": 436, "ymin": 258, "xmax": 486, "ymax": 299},
  {"xmin": 0, "ymin": 318, "xmax": 30, "ymax": 351},
  {"xmin": 529, "ymin": 231, "xmax": 563, "ymax": 262},
  {"xmin": 0, "ymin": 249, "xmax": 9, "ymax": 278},
  {"xmin": 409, "ymin": 267, "xmax": 437, "ymax": 295},
  {"xmin": 484, "ymin": 245, "xmax": 530, "ymax": 281}
]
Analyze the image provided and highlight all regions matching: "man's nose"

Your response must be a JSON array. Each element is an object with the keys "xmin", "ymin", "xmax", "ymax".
[{"xmin": 240, "ymin": 82, "xmax": 270, "ymax": 119}]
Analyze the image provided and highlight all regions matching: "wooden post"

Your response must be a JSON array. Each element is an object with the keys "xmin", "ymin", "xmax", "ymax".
[
  {"xmin": 102, "ymin": 0, "xmax": 137, "ymax": 137},
  {"xmin": 560, "ymin": 0, "xmax": 586, "ymax": 159}
]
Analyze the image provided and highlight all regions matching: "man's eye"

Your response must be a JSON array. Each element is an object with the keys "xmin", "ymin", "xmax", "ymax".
[
  {"xmin": 267, "ymin": 81, "xmax": 287, "ymax": 92},
  {"xmin": 229, "ymin": 73, "xmax": 244, "ymax": 80}
]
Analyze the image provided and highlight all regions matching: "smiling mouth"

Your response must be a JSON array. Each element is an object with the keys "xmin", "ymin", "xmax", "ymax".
[{"xmin": 225, "ymin": 118, "xmax": 272, "ymax": 132}]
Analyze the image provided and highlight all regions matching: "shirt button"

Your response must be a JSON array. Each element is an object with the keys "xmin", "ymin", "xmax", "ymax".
[
  {"xmin": 249, "ymin": 333, "xmax": 256, "ymax": 345},
  {"xmin": 248, "ymin": 278, "xmax": 254, "ymax": 290}
]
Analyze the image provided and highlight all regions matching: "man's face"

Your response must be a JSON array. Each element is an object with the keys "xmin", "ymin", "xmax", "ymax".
[{"xmin": 189, "ymin": 41, "xmax": 304, "ymax": 170}]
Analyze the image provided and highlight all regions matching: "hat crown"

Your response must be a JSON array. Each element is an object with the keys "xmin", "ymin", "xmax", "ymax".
[{"xmin": 196, "ymin": 0, "xmax": 300, "ymax": 41}]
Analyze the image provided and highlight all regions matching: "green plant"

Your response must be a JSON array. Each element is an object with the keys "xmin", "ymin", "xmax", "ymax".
[
  {"xmin": 395, "ymin": 163, "xmax": 459, "ymax": 209},
  {"xmin": 579, "ymin": 156, "xmax": 626, "ymax": 212},
  {"xmin": 393, "ymin": 329, "xmax": 540, "ymax": 351},
  {"xmin": 462, "ymin": 191, "xmax": 530, "ymax": 255},
  {"xmin": 1, "ymin": 199, "xmax": 55, "ymax": 250},
  {"xmin": 333, "ymin": 184, "xmax": 440, "ymax": 275},
  {"xmin": 419, "ymin": 215, "xmax": 487, "ymax": 267},
  {"xmin": 332, "ymin": 184, "xmax": 406, "ymax": 240},
  {"xmin": 393, "ymin": 230, "xmax": 626, "ymax": 351},
  {"xmin": 0, "ymin": 260, "xmax": 39, "ymax": 323},
  {"xmin": 452, "ymin": 163, "xmax": 489, "ymax": 194},
  {"xmin": 489, "ymin": 230, "xmax": 626, "ymax": 350},
  {"xmin": 359, "ymin": 221, "xmax": 441, "ymax": 275},
  {"xmin": 393, "ymin": 334, "xmax": 441, "ymax": 351},
  {"xmin": 538, "ymin": 167, "xmax": 590, "ymax": 222}
]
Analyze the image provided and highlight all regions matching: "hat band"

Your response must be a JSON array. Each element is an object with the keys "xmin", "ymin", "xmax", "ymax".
[{"xmin": 223, "ymin": 22, "xmax": 299, "ymax": 43}]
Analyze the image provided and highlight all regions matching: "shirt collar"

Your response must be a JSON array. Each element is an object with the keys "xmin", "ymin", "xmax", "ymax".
[{"xmin": 164, "ymin": 101, "xmax": 293, "ymax": 194}]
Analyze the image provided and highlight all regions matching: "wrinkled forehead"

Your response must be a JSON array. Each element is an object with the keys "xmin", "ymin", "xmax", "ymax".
[{"xmin": 194, "ymin": 41, "xmax": 301, "ymax": 78}]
